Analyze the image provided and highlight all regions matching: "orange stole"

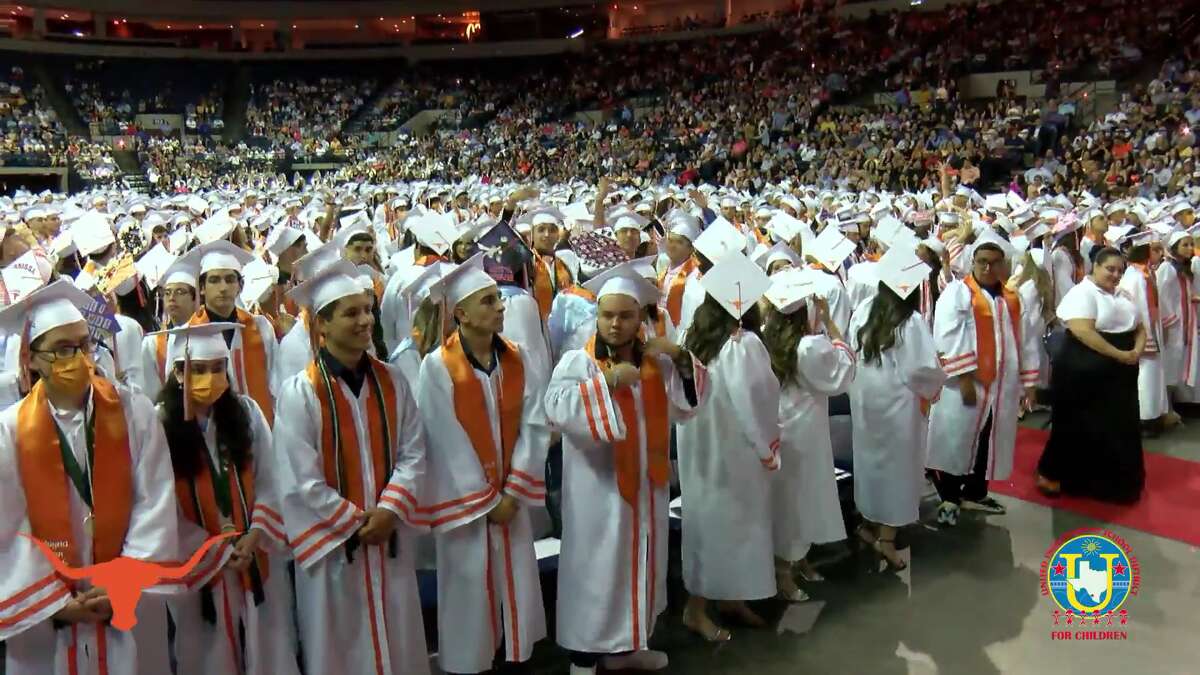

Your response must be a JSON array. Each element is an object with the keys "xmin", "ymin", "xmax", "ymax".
[
  {"xmin": 562, "ymin": 285, "xmax": 597, "ymax": 302},
  {"xmin": 190, "ymin": 308, "xmax": 274, "ymax": 426},
  {"xmin": 659, "ymin": 258, "xmax": 696, "ymax": 327},
  {"xmin": 414, "ymin": 254, "xmax": 446, "ymax": 267},
  {"xmin": 964, "ymin": 275, "xmax": 1021, "ymax": 387},
  {"xmin": 442, "ymin": 332, "xmax": 525, "ymax": 488},
  {"xmin": 586, "ymin": 336, "xmax": 670, "ymax": 506},
  {"xmin": 176, "ymin": 451, "xmax": 269, "ymax": 583},
  {"xmin": 306, "ymin": 358, "xmax": 399, "ymax": 508},
  {"xmin": 155, "ymin": 332, "xmax": 169, "ymax": 383},
  {"xmin": 533, "ymin": 256, "xmax": 573, "ymax": 321},
  {"xmin": 17, "ymin": 377, "xmax": 133, "ymax": 566}
]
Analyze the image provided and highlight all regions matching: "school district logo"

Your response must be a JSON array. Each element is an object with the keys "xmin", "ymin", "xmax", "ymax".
[{"xmin": 1040, "ymin": 528, "xmax": 1140, "ymax": 641}]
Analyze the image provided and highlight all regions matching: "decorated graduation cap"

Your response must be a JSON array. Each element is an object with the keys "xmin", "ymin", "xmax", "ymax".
[
  {"xmin": 473, "ymin": 220, "xmax": 534, "ymax": 288},
  {"xmin": 581, "ymin": 257, "xmax": 661, "ymax": 307},
  {"xmin": 875, "ymin": 241, "xmax": 931, "ymax": 300},
  {"xmin": 764, "ymin": 267, "xmax": 819, "ymax": 314},
  {"xmin": 700, "ymin": 252, "xmax": 770, "ymax": 320}
]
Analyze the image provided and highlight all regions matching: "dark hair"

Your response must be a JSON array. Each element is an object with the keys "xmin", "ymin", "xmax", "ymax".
[
  {"xmin": 856, "ymin": 284, "xmax": 919, "ymax": 366},
  {"xmin": 1125, "ymin": 243, "xmax": 1150, "ymax": 264},
  {"xmin": 199, "ymin": 270, "xmax": 244, "ymax": 288},
  {"xmin": 972, "ymin": 241, "xmax": 1006, "ymax": 259},
  {"xmin": 1170, "ymin": 240, "xmax": 1194, "ymax": 281},
  {"xmin": 347, "ymin": 233, "xmax": 374, "ymax": 247},
  {"xmin": 316, "ymin": 298, "xmax": 341, "ymax": 322},
  {"xmin": 1092, "ymin": 246, "xmax": 1125, "ymax": 270},
  {"xmin": 762, "ymin": 303, "xmax": 810, "ymax": 386},
  {"xmin": 683, "ymin": 294, "xmax": 761, "ymax": 365},
  {"xmin": 157, "ymin": 373, "xmax": 253, "ymax": 479}
]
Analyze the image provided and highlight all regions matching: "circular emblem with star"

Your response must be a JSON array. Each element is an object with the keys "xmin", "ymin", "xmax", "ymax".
[{"xmin": 1041, "ymin": 529, "xmax": 1140, "ymax": 617}]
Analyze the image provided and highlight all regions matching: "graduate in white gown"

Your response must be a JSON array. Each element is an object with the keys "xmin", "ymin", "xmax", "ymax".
[
  {"xmin": 1009, "ymin": 250, "xmax": 1056, "ymax": 391},
  {"xmin": 417, "ymin": 256, "xmax": 551, "ymax": 674},
  {"xmin": 848, "ymin": 246, "xmax": 946, "ymax": 570},
  {"xmin": 675, "ymin": 254, "xmax": 781, "ymax": 641},
  {"xmin": 149, "ymin": 323, "xmax": 298, "ymax": 675},
  {"xmin": 0, "ymin": 281, "xmax": 179, "ymax": 675},
  {"xmin": 1118, "ymin": 233, "xmax": 1171, "ymax": 429},
  {"xmin": 544, "ymin": 264, "xmax": 707, "ymax": 674},
  {"xmin": 137, "ymin": 258, "xmax": 198, "ymax": 402},
  {"xmin": 273, "ymin": 261, "xmax": 431, "ymax": 675},
  {"xmin": 760, "ymin": 271, "xmax": 854, "ymax": 597},
  {"xmin": 1156, "ymin": 231, "xmax": 1199, "ymax": 406},
  {"xmin": 926, "ymin": 233, "xmax": 1040, "ymax": 527}
]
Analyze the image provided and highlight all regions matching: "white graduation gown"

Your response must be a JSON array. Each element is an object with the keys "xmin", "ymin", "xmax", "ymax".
[
  {"xmin": 273, "ymin": 362, "xmax": 431, "ymax": 675},
  {"xmin": 111, "ymin": 315, "xmax": 145, "ymax": 392},
  {"xmin": 1046, "ymin": 246, "xmax": 1080, "ymax": 309},
  {"xmin": 848, "ymin": 300, "xmax": 946, "ymax": 526},
  {"xmin": 675, "ymin": 331, "xmax": 781, "ymax": 600},
  {"xmin": 544, "ymin": 349, "xmax": 707, "ymax": 655},
  {"xmin": 273, "ymin": 318, "xmax": 313, "ymax": 394},
  {"xmin": 1118, "ymin": 266, "xmax": 1169, "ymax": 420},
  {"xmin": 1155, "ymin": 262, "xmax": 1200, "ymax": 392},
  {"xmin": 0, "ymin": 384, "xmax": 179, "ymax": 675},
  {"xmin": 676, "ymin": 275, "xmax": 707, "ymax": 338},
  {"xmin": 546, "ymin": 293, "xmax": 596, "ymax": 363},
  {"xmin": 417, "ymin": 341, "xmax": 551, "ymax": 674},
  {"xmin": 926, "ymin": 280, "xmax": 1041, "ymax": 481},
  {"xmin": 1016, "ymin": 278, "xmax": 1051, "ymax": 388},
  {"xmin": 136, "ymin": 332, "xmax": 180, "ymax": 403},
  {"xmin": 159, "ymin": 396, "xmax": 299, "ymax": 675},
  {"xmin": 499, "ymin": 287, "xmax": 552, "ymax": 385},
  {"xmin": 799, "ymin": 267, "xmax": 853, "ymax": 337},
  {"xmin": 204, "ymin": 314, "xmax": 279, "ymax": 417},
  {"xmin": 772, "ymin": 336, "xmax": 855, "ymax": 561}
]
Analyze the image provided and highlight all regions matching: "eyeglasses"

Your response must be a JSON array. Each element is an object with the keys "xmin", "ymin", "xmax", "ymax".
[
  {"xmin": 33, "ymin": 340, "xmax": 94, "ymax": 361},
  {"xmin": 162, "ymin": 288, "xmax": 193, "ymax": 298},
  {"xmin": 973, "ymin": 259, "xmax": 1004, "ymax": 270}
]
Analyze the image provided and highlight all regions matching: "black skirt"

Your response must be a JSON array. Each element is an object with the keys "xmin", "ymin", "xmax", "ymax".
[{"xmin": 1038, "ymin": 329, "xmax": 1144, "ymax": 503}]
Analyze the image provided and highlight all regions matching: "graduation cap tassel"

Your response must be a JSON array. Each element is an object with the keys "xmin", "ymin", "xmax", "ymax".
[{"xmin": 183, "ymin": 339, "xmax": 194, "ymax": 422}]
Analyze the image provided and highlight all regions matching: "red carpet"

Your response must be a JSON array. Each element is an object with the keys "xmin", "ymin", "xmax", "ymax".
[{"xmin": 990, "ymin": 427, "xmax": 1200, "ymax": 547}]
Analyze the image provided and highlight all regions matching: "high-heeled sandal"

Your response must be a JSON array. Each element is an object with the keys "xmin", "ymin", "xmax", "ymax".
[
  {"xmin": 873, "ymin": 537, "xmax": 908, "ymax": 571},
  {"xmin": 682, "ymin": 607, "xmax": 732, "ymax": 643}
]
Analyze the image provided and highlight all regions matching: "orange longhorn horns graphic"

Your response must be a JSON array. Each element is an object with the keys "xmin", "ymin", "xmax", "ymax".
[{"xmin": 22, "ymin": 532, "xmax": 238, "ymax": 631}]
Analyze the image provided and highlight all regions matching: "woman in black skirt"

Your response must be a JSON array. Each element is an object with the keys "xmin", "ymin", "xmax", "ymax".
[{"xmin": 1037, "ymin": 247, "xmax": 1146, "ymax": 503}]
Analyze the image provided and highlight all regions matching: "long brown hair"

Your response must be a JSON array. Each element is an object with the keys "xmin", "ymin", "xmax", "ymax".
[
  {"xmin": 761, "ymin": 303, "xmax": 810, "ymax": 386},
  {"xmin": 683, "ymin": 294, "xmax": 761, "ymax": 365},
  {"xmin": 856, "ymin": 284, "xmax": 918, "ymax": 366},
  {"xmin": 1014, "ymin": 251, "xmax": 1056, "ymax": 324},
  {"xmin": 410, "ymin": 297, "xmax": 444, "ymax": 356}
]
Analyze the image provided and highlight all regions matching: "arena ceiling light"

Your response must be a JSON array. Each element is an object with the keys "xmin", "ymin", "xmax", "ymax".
[{"xmin": 568, "ymin": 28, "xmax": 584, "ymax": 38}]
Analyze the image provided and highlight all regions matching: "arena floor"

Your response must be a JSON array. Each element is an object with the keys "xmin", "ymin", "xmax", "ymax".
[{"xmin": 506, "ymin": 412, "xmax": 1200, "ymax": 674}]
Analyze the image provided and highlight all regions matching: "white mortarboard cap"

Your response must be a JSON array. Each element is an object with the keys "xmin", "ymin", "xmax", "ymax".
[
  {"xmin": 156, "ymin": 322, "xmax": 240, "ymax": 364},
  {"xmin": 1006, "ymin": 192, "xmax": 1028, "ymax": 211},
  {"xmin": 971, "ymin": 228, "xmax": 1016, "ymax": 261},
  {"xmin": 920, "ymin": 237, "xmax": 946, "ymax": 256},
  {"xmin": 1170, "ymin": 202, "xmax": 1195, "ymax": 217},
  {"xmin": 0, "ymin": 279, "xmax": 91, "ymax": 341},
  {"xmin": 159, "ymin": 253, "xmax": 198, "ymax": 289},
  {"xmin": 1104, "ymin": 224, "xmax": 1134, "ymax": 245},
  {"xmin": 808, "ymin": 224, "xmax": 857, "ymax": 271},
  {"xmin": 181, "ymin": 240, "xmax": 255, "ymax": 275},
  {"xmin": 872, "ymin": 216, "xmax": 907, "ymax": 247},
  {"xmin": 409, "ymin": 213, "xmax": 460, "ymax": 255},
  {"xmin": 984, "ymin": 193, "xmax": 1009, "ymax": 213},
  {"xmin": 699, "ymin": 252, "xmax": 770, "ymax": 320},
  {"xmin": 1122, "ymin": 229, "xmax": 1157, "ymax": 248},
  {"xmin": 332, "ymin": 219, "xmax": 373, "ymax": 249},
  {"xmin": 186, "ymin": 195, "xmax": 209, "ymax": 214},
  {"xmin": 582, "ymin": 258, "xmax": 661, "ymax": 306},
  {"xmin": 294, "ymin": 240, "xmax": 343, "ymax": 281},
  {"xmin": 611, "ymin": 212, "xmax": 649, "ymax": 232},
  {"xmin": 387, "ymin": 245, "xmax": 417, "ymax": 274},
  {"xmin": 764, "ymin": 268, "xmax": 818, "ymax": 314},
  {"xmin": 265, "ymin": 225, "xmax": 305, "ymax": 257},
  {"xmin": 668, "ymin": 218, "xmax": 702, "ymax": 243},
  {"xmin": 399, "ymin": 261, "xmax": 452, "ymax": 304},
  {"xmin": 1104, "ymin": 202, "xmax": 1127, "ymax": 216},
  {"xmin": 430, "ymin": 254, "xmax": 496, "ymax": 308},
  {"xmin": 240, "ymin": 257, "xmax": 279, "ymax": 306},
  {"xmin": 194, "ymin": 213, "xmax": 236, "ymax": 245},
  {"xmin": 133, "ymin": 243, "xmax": 177, "ymax": 290},
  {"xmin": 875, "ymin": 244, "xmax": 931, "ymax": 300},
  {"xmin": 693, "ymin": 217, "xmax": 746, "ymax": 263},
  {"xmin": 1167, "ymin": 229, "xmax": 1190, "ymax": 249},
  {"xmin": 72, "ymin": 211, "xmax": 116, "ymax": 257},
  {"xmin": 286, "ymin": 260, "xmax": 364, "ymax": 312},
  {"xmin": 760, "ymin": 241, "xmax": 801, "ymax": 272},
  {"xmin": 767, "ymin": 212, "xmax": 810, "ymax": 245}
]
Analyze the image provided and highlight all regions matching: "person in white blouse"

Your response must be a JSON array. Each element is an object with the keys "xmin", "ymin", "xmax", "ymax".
[{"xmin": 1037, "ymin": 247, "xmax": 1145, "ymax": 503}]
